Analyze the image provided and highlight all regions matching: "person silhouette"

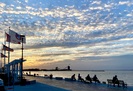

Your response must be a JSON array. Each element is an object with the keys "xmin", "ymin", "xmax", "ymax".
[
  {"xmin": 78, "ymin": 74, "xmax": 84, "ymax": 82},
  {"xmin": 92, "ymin": 75, "xmax": 100, "ymax": 83},
  {"xmin": 49, "ymin": 74, "xmax": 53, "ymax": 79},
  {"xmin": 71, "ymin": 74, "xmax": 76, "ymax": 81},
  {"xmin": 85, "ymin": 74, "xmax": 92, "ymax": 83},
  {"xmin": 112, "ymin": 75, "xmax": 119, "ymax": 87}
]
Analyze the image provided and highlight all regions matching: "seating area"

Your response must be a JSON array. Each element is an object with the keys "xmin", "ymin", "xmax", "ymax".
[
  {"xmin": 107, "ymin": 79, "xmax": 127, "ymax": 88},
  {"xmin": 26, "ymin": 73, "xmax": 129, "ymax": 89},
  {"xmin": 84, "ymin": 78, "xmax": 100, "ymax": 83}
]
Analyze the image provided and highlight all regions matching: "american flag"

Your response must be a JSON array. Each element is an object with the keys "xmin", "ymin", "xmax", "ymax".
[
  {"xmin": 5, "ymin": 32, "xmax": 10, "ymax": 42},
  {"xmin": 9, "ymin": 30, "xmax": 22, "ymax": 44},
  {"xmin": 1, "ymin": 53, "xmax": 7, "ymax": 58},
  {"xmin": 2, "ymin": 44, "xmax": 14, "ymax": 52}
]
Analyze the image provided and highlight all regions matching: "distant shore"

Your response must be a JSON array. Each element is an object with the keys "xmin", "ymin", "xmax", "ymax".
[
  {"xmin": 23, "ymin": 68, "xmax": 133, "ymax": 72},
  {"xmin": 23, "ymin": 68, "xmax": 72, "ymax": 71}
]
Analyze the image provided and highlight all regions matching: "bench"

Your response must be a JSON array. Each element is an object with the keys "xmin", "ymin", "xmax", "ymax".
[
  {"xmin": 87, "ymin": 78, "xmax": 100, "ymax": 83},
  {"xmin": 55, "ymin": 77, "xmax": 63, "ymax": 80},
  {"xmin": 85, "ymin": 78, "xmax": 100, "ymax": 84},
  {"xmin": 26, "ymin": 80, "xmax": 36, "ymax": 85},
  {"xmin": 107, "ymin": 79, "xmax": 127, "ymax": 88},
  {"xmin": 119, "ymin": 80, "xmax": 127, "ymax": 88},
  {"xmin": 64, "ymin": 78, "xmax": 73, "ymax": 81},
  {"xmin": 107, "ymin": 79, "xmax": 113, "ymax": 86}
]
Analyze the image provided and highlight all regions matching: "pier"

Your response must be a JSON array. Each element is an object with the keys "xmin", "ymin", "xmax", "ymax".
[{"xmin": 23, "ymin": 76, "xmax": 133, "ymax": 91}]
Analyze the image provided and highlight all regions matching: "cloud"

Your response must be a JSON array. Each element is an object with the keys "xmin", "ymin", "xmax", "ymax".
[
  {"xmin": 41, "ymin": 53, "xmax": 71, "ymax": 57},
  {"xmin": 0, "ymin": 0, "xmax": 133, "ymax": 69},
  {"xmin": 0, "ymin": 2, "xmax": 6, "ymax": 8},
  {"xmin": 36, "ymin": 59, "xmax": 54, "ymax": 62},
  {"xmin": 119, "ymin": 1, "xmax": 132, "ymax": 6}
]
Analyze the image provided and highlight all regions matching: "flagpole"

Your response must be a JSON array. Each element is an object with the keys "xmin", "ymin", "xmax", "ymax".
[
  {"xmin": 22, "ymin": 36, "xmax": 24, "ymax": 60},
  {"xmin": 8, "ymin": 27, "xmax": 11, "ymax": 86},
  {"xmin": 1, "ymin": 50, "xmax": 4, "ymax": 71},
  {"xmin": 20, "ymin": 35, "xmax": 24, "ymax": 82},
  {"xmin": 4, "ymin": 32, "xmax": 6, "ymax": 72},
  {"xmin": 0, "ymin": 55, "xmax": 2, "ymax": 71}
]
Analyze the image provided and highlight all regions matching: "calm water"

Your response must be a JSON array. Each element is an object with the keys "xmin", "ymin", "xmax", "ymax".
[{"xmin": 24, "ymin": 70, "xmax": 133, "ymax": 86}]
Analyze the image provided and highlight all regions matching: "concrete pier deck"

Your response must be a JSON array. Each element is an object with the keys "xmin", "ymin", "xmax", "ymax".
[{"xmin": 24, "ymin": 76, "xmax": 133, "ymax": 91}]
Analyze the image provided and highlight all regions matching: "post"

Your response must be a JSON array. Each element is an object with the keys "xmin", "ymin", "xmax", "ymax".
[
  {"xmin": 0, "ymin": 57, "xmax": 2, "ymax": 71},
  {"xmin": 16, "ymin": 64, "xmax": 18, "ymax": 79},
  {"xmin": 8, "ymin": 41, "xmax": 10, "ymax": 85},
  {"xmin": 20, "ymin": 35, "xmax": 24, "ymax": 82},
  {"xmin": 7, "ymin": 27, "xmax": 11, "ymax": 85},
  {"xmin": 4, "ymin": 37, "xmax": 6, "ymax": 72}
]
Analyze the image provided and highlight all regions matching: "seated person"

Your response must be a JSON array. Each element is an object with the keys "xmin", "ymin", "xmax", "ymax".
[
  {"xmin": 112, "ymin": 75, "xmax": 119, "ymax": 87},
  {"xmin": 92, "ymin": 75, "xmax": 100, "ymax": 83},
  {"xmin": 78, "ymin": 74, "xmax": 84, "ymax": 82},
  {"xmin": 49, "ymin": 74, "xmax": 53, "ymax": 79},
  {"xmin": 33, "ymin": 73, "xmax": 36, "ymax": 77},
  {"xmin": 85, "ymin": 74, "xmax": 92, "ymax": 83},
  {"xmin": 71, "ymin": 74, "xmax": 76, "ymax": 81}
]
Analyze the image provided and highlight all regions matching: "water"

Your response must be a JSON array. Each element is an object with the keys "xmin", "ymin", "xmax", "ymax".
[{"xmin": 24, "ymin": 70, "xmax": 133, "ymax": 86}]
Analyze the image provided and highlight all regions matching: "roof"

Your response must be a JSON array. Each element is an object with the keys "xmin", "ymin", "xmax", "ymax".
[{"xmin": 5, "ymin": 59, "xmax": 26, "ymax": 66}]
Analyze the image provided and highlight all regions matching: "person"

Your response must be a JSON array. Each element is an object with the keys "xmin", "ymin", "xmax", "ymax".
[
  {"xmin": 71, "ymin": 74, "xmax": 76, "ymax": 81},
  {"xmin": 68, "ymin": 66, "xmax": 71, "ymax": 70},
  {"xmin": 26, "ymin": 72, "xmax": 28, "ymax": 75},
  {"xmin": 49, "ymin": 74, "xmax": 53, "ymax": 79},
  {"xmin": 85, "ymin": 74, "xmax": 92, "ymax": 83},
  {"xmin": 29, "ymin": 71, "xmax": 31, "ymax": 75},
  {"xmin": 112, "ymin": 75, "xmax": 119, "ymax": 87},
  {"xmin": 92, "ymin": 75, "xmax": 100, "ymax": 83},
  {"xmin": 78, "ymin": 74, "xmax": 84, "ymax": 82},
  {"xmin": 33, "ymin": 73, "xmax": 36, "ymax": 77}
]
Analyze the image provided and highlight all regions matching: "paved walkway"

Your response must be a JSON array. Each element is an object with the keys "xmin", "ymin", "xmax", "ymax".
[
  {"xmin": 5, "ymin": 81, "xmax": 69, "ymax": 91},
  {"xmin": 17, "ymin": 83, "xmax": 69, "ymax": 91},
  {"xmin": 24, "ymin": 76, "xmax": 133, "ymax": 91}
]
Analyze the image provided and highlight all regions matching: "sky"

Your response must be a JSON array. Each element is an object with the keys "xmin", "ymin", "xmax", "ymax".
[{"xmin": 0, "ymin": 0, "xmax": 133, "ymax": 70}]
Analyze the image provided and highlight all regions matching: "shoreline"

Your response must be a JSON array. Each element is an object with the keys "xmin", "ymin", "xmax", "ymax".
[{"xmin": 23, "ymin": 70, "xmax": 133, "ymax": 72}]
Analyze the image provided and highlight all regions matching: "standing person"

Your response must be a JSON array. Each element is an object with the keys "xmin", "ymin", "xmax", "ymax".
[
  {"xmin": 85, "ymin": 74, "xmax": 92, "ymax": 83},
  {"xmin": 92, "ymin": 75, "xmax": 100, "ymax": 83},
  {"xmin": 71, "ymin": 74, "xmax": 76, "ymax": 81},
  {"xmin": 78, "ymin": 74, "xmax": 84, "ymax": 82}
]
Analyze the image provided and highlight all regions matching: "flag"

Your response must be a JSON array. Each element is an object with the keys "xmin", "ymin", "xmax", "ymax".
[
  {"xmin": 5, "ymin": 32, "xmax": 10, "ymax": 42},
  {"xmin": 1, "ymin": 53, "xmax": 7, "ymax": 58},
  {"xmin": 2, "ymin": 44, "xmax": 14, "ymax": 52},
  {"xmin": 9, "ymin": 30, "xmax": 21, "ymax": 44}
]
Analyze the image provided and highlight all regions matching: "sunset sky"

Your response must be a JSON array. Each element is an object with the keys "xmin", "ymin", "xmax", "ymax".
[{"xmin": 0, "ymin": 0, "xmax": 133, "ymax": 70}]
